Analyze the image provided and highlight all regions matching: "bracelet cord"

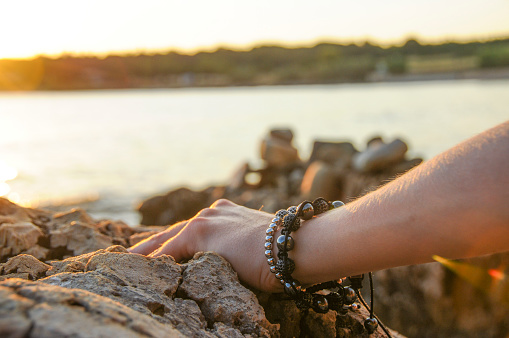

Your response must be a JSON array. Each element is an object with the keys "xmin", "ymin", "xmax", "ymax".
[{"xmin": 268, "ymin": 198, "xmax": 392, "ymax": 337}]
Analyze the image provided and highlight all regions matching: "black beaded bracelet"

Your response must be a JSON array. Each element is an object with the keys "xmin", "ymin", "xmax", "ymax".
[{"xmin": 264, "ymin": 197, "xmax": 392, "ymax": 337}]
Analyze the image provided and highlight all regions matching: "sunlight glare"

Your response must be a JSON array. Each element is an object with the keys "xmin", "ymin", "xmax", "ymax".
[
  {"xmin": 0, "ymin": 161, "xmax": 18, "ymax": 181},
  {"xmin": 0, "ymin": 182, "xmax": 10, "ymax": 196}
]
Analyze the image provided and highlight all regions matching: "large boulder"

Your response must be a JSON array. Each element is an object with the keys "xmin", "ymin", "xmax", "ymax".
[
  {"xmin": 353, "ymin": 138, "xmax": 408, "ymax": 173},
  {"xmin": 137, "ymin": 187, "xmax": 210, "ymax": 226}
]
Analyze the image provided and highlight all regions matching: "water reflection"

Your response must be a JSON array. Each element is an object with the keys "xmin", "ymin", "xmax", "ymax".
[{"xmin": 0, "ymin": 160, "xmax": 17, "ymax": 198}]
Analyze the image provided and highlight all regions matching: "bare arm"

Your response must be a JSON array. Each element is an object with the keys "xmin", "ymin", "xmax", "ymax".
[
  {"xmin": 290, "ymin": 121, "xmax": 509, "ymax": 285},
  {"xmin": 129, "ymin": 122, "xmax": 509, "ymax": 292}
]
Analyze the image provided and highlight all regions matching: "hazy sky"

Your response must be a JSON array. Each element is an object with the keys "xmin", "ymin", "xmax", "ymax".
[{"xmin": 1, "ymin": 0, "xmax": 509, "ymax": 59}]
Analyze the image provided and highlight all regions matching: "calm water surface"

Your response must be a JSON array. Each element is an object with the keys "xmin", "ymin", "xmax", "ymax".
[{"xmin": 0, "ymin": 80, "xmax": 507, "ymax": 224}]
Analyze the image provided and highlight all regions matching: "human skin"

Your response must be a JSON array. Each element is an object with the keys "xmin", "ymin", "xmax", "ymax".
[{"xmin": 129, "ymin": 121, "xmax": 509, "ymax": 293}]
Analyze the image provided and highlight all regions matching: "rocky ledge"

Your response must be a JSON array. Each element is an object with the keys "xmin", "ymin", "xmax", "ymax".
[{"xmin": 0, "ymin": 198, "xmax": 401, "ymax": 337}]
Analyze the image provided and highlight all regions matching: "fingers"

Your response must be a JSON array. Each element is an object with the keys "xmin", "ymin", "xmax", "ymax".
[
  {"xmin": 128, "ymin": 221, "xmax": 188, "ymax": 255},
  {"xmin": 149, "ymin": 216, "xmax": 209, "ymax": 261},
  {"xmin": 148, "ymin": 228, "xmax": 192, "ymax": 261},
  {"xmin": 131, "ymin": 199, "xmax": 239, "ymax": 260}
]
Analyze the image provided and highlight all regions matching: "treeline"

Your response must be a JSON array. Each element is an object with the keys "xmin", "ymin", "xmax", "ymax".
[{"xmin": 1, "ymin": 37, "xmax": 509, "ymax": 90}]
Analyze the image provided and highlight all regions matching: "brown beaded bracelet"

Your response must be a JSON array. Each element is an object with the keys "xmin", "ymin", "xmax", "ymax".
[{"xmin": 263, "ymin": 197, "xmax": 391, "ymax": 336}]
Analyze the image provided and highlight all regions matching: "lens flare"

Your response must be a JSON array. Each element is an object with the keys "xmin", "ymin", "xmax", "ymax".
[{"xmin": 433, "ymin": 255, "xmax": 507, "ymax": 298}]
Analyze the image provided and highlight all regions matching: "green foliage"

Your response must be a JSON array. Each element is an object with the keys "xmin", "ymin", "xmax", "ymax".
[
  {"xmin": 1, "ymin": 37, "xmax": 508, "ymax": 90},
  {"xmin": 478, "ymin": 44, "xmax": 509, "ymax": 68}
]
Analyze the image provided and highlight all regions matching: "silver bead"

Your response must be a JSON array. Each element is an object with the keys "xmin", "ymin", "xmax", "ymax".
[
  {"xmin": 265, "ymin": 235, "xmax": 273, "ymax": 242},
  {"xmin": 269, "ymin": 266, "xmax": 277, "ymax": 273},
  {"xmin": 313, "ymin": 295, "xmax": 329, "ymax": 313},
  {"xmin": 275, "ymin": 272, "xmax": 283, "ymax": 280},
  {"xmin": 266, "ymin": 227, "xmax": 275, "ymax": 236},
  {"xmin": 350, "ymin": 303, "xmax": 360, "ymax": 311},
  {"xmin": 264, "ymin": 242, "xmax": 273, "ymax": 250},
  {"xmin": 269, "ymin": 222, "xmax": 277, "ymax": 229},
  {"xmin": 277, "ymin": 235, "xmax": 294, "ymax": 251},
  {"xmin": 344, "ymin": 287, "xmax": 357, "ymax": 305},
  {"xmin": 284, "ymin": 280, "xmax": 301, "ymax": 296},
  {"xmin": 267, "ymin": 258, "xmax": 275, "ymax": 265},
  {"xmin": 279, "ymin": 278, "xmax": 285, "ymax": 285},
  {"xmin": 272, "ymin": 217, "xmax": 282, "ymax": 226},
  {"xmin": 300, "ymin": 202, "xmax": 314, "ymax": 220},
  {"xmin": 265, "ymin": 250, "xmax": 273, "ymax": 258},
  {"xmin": 332, "ymin": 200, "xmax": 345, "ymax": 208}
]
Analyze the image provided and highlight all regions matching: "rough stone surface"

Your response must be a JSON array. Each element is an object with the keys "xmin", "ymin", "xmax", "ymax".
[
  {"xmin": 0, "ymin": 222, "xmax": 45, "ymax": 259},
  {"xmin": 180, "ymin": 252, "xmax": 277, "ymax": 337},
  {"xmin": 0, "ymin": 278, "xmax": 183, "ymax": 338},
  {"xmin": 375, "ymin": 255, "xmax": 509, "ymax": 338},
  {"xmin": 50, "ymin": 221, "xmax": 113, "ymax": 256},
  {"xmin": 1, "ymin": 254, "xmax": 51, "ymax": 280}
]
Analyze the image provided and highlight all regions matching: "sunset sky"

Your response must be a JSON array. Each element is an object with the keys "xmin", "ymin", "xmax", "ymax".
[{"xmin": 1, "ymin": 0, "xmax": 509, "ymax": 59}]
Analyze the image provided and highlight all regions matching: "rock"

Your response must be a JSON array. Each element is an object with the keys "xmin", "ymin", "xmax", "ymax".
[
  {"xmin": 1, "ymin": 254, "xmax": 51, "ymax": 280},
  {"xmin": 375, "ymin": 253, "xmax": 509, "ymax": 337},
  {"xmin": 0, "ymin": 273, "xmax": 30, "ymax": 281},
  {"xmin": 96, "ymin": 220, "xmax": 135, "ymax": 247},
  {"xmin": 180, "ymin": 252, "xmax": 278, "ymax": 337},
  {"xmin": 300, "ymin": 161, "xmax": 342, "ymax": 201},
  {"xmin": 53, "ymin": 208, "xmax": 95, "ymax": 225},
  {"xmin": 50, "ymin": 221, "xmax": 113, "ymax": 256},
  {"xmin": 303, "ymin": 310, "xmax": 337, "ymax": 337},
  {"xmin": 42, "ymin": 250, "xmax": 211, "ymax": 336},
  {"xmin": 260, "ymin": 129, "xmax": 300, "ymax": 169},
  {"xmin": 353, "ymin": 139, "xmax": 408, "ymax": 173},
  {"xmin": 270, "ymin": 129, "xmax": 294, "ymax": 143},
  {"xmin": 256, "ymin": 289, "xmax": 401, "ymax": 338},
  {"xmin": 46, "ymin": 245, "xmax": 128, "ymax": 276},
  {"xmin": 0, "ymin": 222, "xmax": 45, "ymax": 260},
  {"xmin": 0, "ymin": 278, "xmax": 183, "ymax": 337},
  {"xmin": 23, "ymin": 245, "xmax": 50, "ymax": 261},
  {"xmin": 138, "ymin": 187, "xmax": 210, "ymax": 226},
  {"xmin": 0, "ymin": 198, "xmax": 32, "ymax": 224},
  {"xmin": 0, "ymin": 191, "xmax": 408, "ymax": 337},
  {"xmin": 308, "ymin": 141, "xmax": 358, "ymax": 166}
]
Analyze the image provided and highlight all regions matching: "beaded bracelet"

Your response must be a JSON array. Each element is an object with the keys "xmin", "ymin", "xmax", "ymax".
[{"xmin": 264, "ymin": 197, "xmax": 391, "ymax": 337}]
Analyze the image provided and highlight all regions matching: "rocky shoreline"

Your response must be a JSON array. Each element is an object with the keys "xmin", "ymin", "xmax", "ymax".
[
  {"xmin": 0, "ymin": 198, "xmax": 401, "ymax": 337},
  {"xmin": 1, "ymin": 129, "xmax": 507, "ymax": 337}
]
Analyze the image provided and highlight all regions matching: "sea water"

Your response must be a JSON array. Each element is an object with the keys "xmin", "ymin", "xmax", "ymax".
[{"xmin": 0, "ymin": 79, "xmax": 508, "ymax": 224}]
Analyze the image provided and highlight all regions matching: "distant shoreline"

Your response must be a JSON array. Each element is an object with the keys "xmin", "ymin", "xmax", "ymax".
[
  {"xmin": 2, "ymin": 37, "xmax": 509, "ymax": 91},
  {"xmin": 1, "ymin": 67, "xmax": 509, "ymax": 93}
]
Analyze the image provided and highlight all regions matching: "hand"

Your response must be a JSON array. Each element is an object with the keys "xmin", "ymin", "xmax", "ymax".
[{"xmin": 129, "ymin": 199, "xmax": 283, "ymax": 293}]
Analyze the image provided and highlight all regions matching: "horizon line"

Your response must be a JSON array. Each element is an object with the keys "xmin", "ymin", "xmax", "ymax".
[{"xmin": 2, "ymin": 32, "xmax": 509, "ymax": 61}]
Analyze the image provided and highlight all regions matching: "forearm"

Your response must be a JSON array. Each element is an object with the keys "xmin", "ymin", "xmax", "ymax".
[{"xmin": 291, "ymin": 122, "xmax": 509, "ymax": 285}]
